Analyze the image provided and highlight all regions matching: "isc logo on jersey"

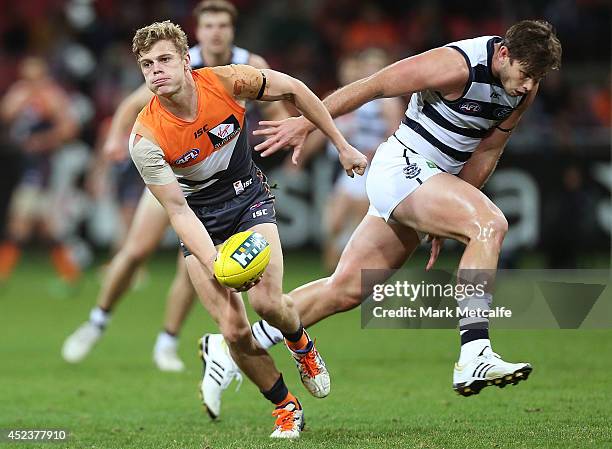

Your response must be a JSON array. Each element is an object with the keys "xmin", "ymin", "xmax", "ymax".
[{"xmin": 214, "ymin": 231, "xmax": 271, "ymax": 289}]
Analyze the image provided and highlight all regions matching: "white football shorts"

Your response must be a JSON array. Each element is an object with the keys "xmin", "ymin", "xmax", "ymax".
[{"xmin": 366, "ymin": 133, "xmax": 444, "ymax": 221}]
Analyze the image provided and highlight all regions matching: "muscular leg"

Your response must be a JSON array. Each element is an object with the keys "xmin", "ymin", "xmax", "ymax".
[
  {"xmin": 391, "ymin": 173, "xmax": 531, "ymax": 394},
  {"xmin": 246, "ymin": 223, "xmax": 300, "ymax": 334},
  {"xmin": 161, "ymin": 250, "xmax": 196, "ymax": 335},
  {"xmin": 293, "ymin": 215, "xmax": 421, "ymax": 327},
  {"xmin": 185, "ymin": 254, "xmax": 279, "ymax": 391},
  {"xmin": 247, "ymin": 222, "xmax": 331, "ymax": 398},
  {"xmin": 97, "ymin": 190, "xmax": 169, "ymax": 311},
  {"xmin": 392, "ymin": 173, "xmax": 507, "ymax": 272}
]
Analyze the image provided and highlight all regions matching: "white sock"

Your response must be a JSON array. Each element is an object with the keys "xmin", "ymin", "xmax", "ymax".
[
  {"xmin": 89, "ymin": 307, "xmax": 110, "ymax": 329},
  {"xmin": 251, "ymin": 320, "xmax": 284, "ymax": 349},
  {"xmin": 154, "ymin": 331, "xmax": 178, "ymax": 352},
  {"xmin": 458, "ymin": 337, "xmax": 492, "ymax": 365}
]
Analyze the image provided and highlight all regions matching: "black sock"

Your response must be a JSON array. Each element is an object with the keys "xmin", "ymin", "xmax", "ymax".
[
  {"xmin": 460, "ymin": 328, "xmax": 489, "ymax": 346},
  {"xmin": 261, "ymin": 374, "xmax": 288, "ymax": 405},
  {"xmin": 282, "ymin": 323, "xmax": 304, "ymax": 343}
]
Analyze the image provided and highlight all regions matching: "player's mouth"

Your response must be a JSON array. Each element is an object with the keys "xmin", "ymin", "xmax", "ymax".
[{"xmin": 152, "ymin": 78, "xmax": 170, "ymax": 86}]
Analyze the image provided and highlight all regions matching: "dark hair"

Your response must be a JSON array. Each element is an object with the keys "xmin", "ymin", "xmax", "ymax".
[
  {"xmin": 193, "ymin": 0, "xmax": 238, "ymax": 25},
  {"xmin": 503, "ymin": 20, "xmax": 562, "ymax": 79}
]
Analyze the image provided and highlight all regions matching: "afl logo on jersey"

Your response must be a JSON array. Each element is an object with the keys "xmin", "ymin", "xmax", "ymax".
[
  {"xmin": 459, "ymin": 102, "xmax": 482, "ymax": 113},
  {"xmin": 493, "ymin": 107, "xmax": 513, "ymax": 119},
  {"xmin": 174, "ymin": 148, "xmax": 200, "ymax": 165}
]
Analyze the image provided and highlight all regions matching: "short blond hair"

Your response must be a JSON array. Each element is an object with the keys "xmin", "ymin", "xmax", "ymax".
[{"xmin": 132, "ymin": 21, "xmax": 189, "ymax": 59}]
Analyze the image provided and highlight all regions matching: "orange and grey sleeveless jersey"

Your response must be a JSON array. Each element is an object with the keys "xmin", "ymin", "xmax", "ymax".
[
  {"xmin": 188, "ymin": 44, "xmax": 262, "ymax": 148},
  {"xmin": 134, "ymin": 68, "xmax": 255, "ymax": 206},
  {"xmin": 398, "ymin": 36, "xmax": 525, "ymax": 174}
]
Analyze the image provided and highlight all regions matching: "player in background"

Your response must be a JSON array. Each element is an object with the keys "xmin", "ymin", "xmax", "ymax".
[
  {"xmin": 297, "ymin": 49, "xmax": 405, "ymax": 272},
  {"xmin": 62, "ymin": 1, "xmax": 289, "ymax": 381},
  {"xmin": 86, "ymin": 116, "xmax": 146, "ymax": 254},
  {"xmin": 0, "ymin": 57, "xmax": 80, "ymax": 283},
  {"xmin": 128, "ymin": 21, "xmax": 365, "ymax": 437},
  {"xmin": 250, "ymin": 20, "xmax": 562, "ymax": 396}
]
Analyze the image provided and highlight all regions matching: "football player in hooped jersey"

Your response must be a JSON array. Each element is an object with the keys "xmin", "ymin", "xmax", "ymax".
[
  {"xmin": 253, "ymin": 20, "xmax": 562, "ymax": 396},
  {"xmin": 129, "ymin": 21, "xmax": 366, "ymax": 438}
]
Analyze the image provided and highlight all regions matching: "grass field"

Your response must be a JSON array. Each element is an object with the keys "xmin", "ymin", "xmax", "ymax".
[{"xmin": 1, "ymin": 250, "xmax": 611, "ymax": 449}]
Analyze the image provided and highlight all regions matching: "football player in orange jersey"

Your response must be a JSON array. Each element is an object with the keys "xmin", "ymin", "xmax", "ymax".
[
  {"xmin": 128, "ymin": 21, "xmax": 366, "ymax": 438},
  {"xmin": 62, "ymin": 0, "xmax": 290, "ymax": 380}
]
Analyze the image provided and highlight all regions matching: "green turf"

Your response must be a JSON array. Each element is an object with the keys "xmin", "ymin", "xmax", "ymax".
[{"xmin": 1, "ymin": 251, "xmax": 611, "ymax": 448}]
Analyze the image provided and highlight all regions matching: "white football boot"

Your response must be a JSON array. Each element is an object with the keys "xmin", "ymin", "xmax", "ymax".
[
  {"xmin": 286, "ymin": 332, "xmax": 331, "ymax": 398},
  {"xmin": 270, "ymin": 401, "xmax": 304, "ymax": 439},
  {"xmin": 153, "ymin": 335, "xmax": 185, "ymax": 372},
  {"xmin": 198, "ymin": 334, "xmax": 242, "ymax": 419},
  {"xmin": 453, "ymin": 346, "xmax": 532, "ymax": 396},
  {"xmin": 61, "ymin": 322, "xmax": 103, "ymax": 363}
]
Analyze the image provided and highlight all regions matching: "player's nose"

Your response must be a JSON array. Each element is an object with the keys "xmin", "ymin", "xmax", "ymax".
[{"xmin": 152, "ymin": 61, "xmax": 164, "ymax": 73}]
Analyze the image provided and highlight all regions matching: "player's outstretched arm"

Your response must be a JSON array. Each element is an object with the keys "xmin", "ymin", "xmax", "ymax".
[
  {"xmin": 247, "ymin": 54, "xmax": 291, "ymax": 122},
  {"xmin": 147, "ymin": 180, "xmax": 217, "ymax": 270},
  {"xmin": 212, "ymin": 64, "xmax": 367, "ymax": 177},
  {"xmin": 104, "ymin": 84, "xmax": 154, "ymax": 161},
  {"xmin": 253, "ymin": 47, "xmax": 468, "ymax": 160},
  {"xmin": 129, "ymin": 128, "xmax": 217, "ymax": 270}
]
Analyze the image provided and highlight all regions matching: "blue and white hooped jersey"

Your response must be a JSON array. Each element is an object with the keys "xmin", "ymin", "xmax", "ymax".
[
  {"xmin": 326, "ymin": 100, "xmax": 389, "ymax": 158},
  {"xmin": 398, "ymin": 36, "xmax": 524, "ymax": 174},
  {"xmin": 188, "ymin": 45, "xmax": 250, "ymax": 69}
]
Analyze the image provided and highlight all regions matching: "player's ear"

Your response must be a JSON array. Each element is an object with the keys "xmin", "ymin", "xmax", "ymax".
[
  {"xmin": 498, "ymin": 45, "xmax": 509, "ymax": 61},
  {"xmin": 184, "ymin": 52, "xmax": 191, "ymax": 71}
]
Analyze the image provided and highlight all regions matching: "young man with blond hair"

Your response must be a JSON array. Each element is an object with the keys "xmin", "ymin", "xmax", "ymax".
[
  {"xmin": 128, "ymin": 21, "xmax": 366, "ymax": 438},
  {"xmin": 62, "ymin": 2, "xmax": 289, "ymax": 410}
]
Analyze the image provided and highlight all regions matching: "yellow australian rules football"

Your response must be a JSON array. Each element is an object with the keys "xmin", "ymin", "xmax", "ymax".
[{"xmin": 214, "ymin": 231, "xmax": 271, "ymax": 289}]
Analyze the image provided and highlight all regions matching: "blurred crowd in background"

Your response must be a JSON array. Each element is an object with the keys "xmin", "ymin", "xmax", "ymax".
[{"xmin": 0, "ymin": 0, "xmax": 609, "ymax": 280}]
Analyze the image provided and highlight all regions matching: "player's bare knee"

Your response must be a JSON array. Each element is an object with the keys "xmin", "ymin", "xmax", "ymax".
[
  {"xmin": 220, "ymin": 323, "xmax": 252, "ymax": 347},
  {"xmin": 250, "ymin": 294, "xmax": 284, "ymax": 321},
  {"xmin": 249, "ymin": 279, "xmax": 283, "ymax": 314},
  {"xmin": 329, "ymin": 271, "xmax": 362, "ymax": 312},
  {"xmin": 492, "ymin": 212, "xmax": 508, "ymax": 239},
  {"xmin": 122, "ymin": 243, "xmax": 153, "ymax": 265},
  {"xmin": 466, "ymin": 211, "xmax": 508, "ymax": 248}
]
